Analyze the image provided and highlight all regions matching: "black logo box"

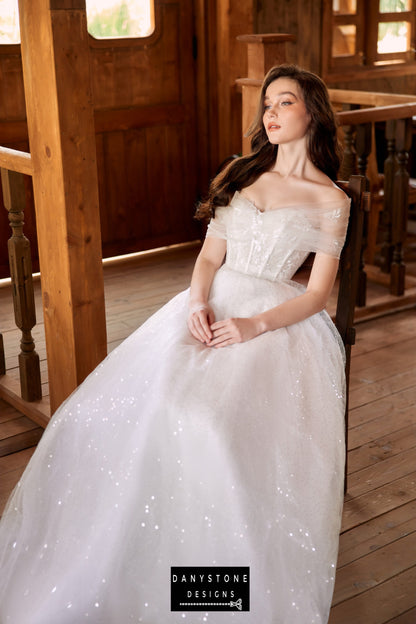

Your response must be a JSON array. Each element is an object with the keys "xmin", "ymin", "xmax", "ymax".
[{"xmin": 171, "ymin": 566, "xmax": 250, "ymax": 612}]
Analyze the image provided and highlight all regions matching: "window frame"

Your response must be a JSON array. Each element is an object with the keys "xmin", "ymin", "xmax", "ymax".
[
  {"xmin": 0, "ymin": 0, "xmax": 159, "ymax": 48},
  {"xmin": 85, "ymin": 0, "xmax": 156, "ymax": 44},
  {"xmin": 322, "ymin": 0, "xmax": 416, "ymax": 81}
]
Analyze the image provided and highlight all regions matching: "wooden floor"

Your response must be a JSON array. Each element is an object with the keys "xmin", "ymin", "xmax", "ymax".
[{"xmin": 0, "ymin": 243, "xmax": 415, "ymax": 623}]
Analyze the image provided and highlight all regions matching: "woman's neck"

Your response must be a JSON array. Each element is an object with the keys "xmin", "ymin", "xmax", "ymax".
[{"xmin": 270, "ymin": 139, "xmax": 312, "ymax": 179}]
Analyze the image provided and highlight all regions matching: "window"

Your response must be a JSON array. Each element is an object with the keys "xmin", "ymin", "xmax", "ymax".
[
  {"xmin": 0, "ymin": 0, "xmax": 19, "ymax": 44},
  {"xmin": 0, "ymin": 0, "xmax": 155, "ymax": 45},
  {"xmin": 324, "ymin": 0, "xmax": 416, "ymax": 77},
  {"xmin": 86, "ymin": 0, "xmax": 154, "ymax": 40}
]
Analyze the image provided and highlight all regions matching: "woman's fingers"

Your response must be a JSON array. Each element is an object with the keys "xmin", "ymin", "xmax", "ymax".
[
  {"xmin": 189, "ymin": 314, "xmax": 260, "ymax": 347},
  {"xmin": 208, "ymin": 319, "xmax": 238, "ymax": 347},
  {"xmin": 188, "ymin": 307, "xmax": 214, "ymax": 343},
  {"xmin": 208, "ymin": 317, "xmax": 260, "ymax": 347}
]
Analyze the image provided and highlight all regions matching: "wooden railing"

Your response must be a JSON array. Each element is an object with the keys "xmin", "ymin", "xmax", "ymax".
[
  {"xmin": 336, "ymin": 102, "xmax": 416, "ymax": 300},
  {"xmin": 0, "ymin": 148, "xmax": 42, "ymax": 405}
]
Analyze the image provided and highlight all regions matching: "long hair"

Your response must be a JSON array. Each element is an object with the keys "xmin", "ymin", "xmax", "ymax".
[{"xmin": 197, "ymin": 64, "xmax": 341, "ymax": 219}]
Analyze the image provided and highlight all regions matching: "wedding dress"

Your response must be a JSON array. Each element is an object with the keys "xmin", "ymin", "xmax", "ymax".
[{"xmin": 0, "ymin": 190, "xmax": 350, "ymax": 624}]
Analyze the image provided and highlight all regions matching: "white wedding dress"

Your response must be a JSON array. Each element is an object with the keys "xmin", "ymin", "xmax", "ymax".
[{"xmin": 0, "ymin": 190, "xmax": 350, "ymax": 624}]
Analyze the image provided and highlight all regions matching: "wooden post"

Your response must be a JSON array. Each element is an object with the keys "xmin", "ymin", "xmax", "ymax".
[
  {"xmin": 380, "ymin": 119, "xmax": 397, "ymax": 274},
  {"xmin": 390, "ymin": 117, "xmax": 412, "ymax": 296},
  {"xmin": 236, "ymin": 34, "xmax": 296, "ymax": 155},
  {"xmin": 353, "ymin": 123, "xmax": 372, "ymax": 307},
  {"xmin": 339, "ymin": 125, "xmax": 356, "ymax": 181},
  {"xmin": 18, "ymin": 0, "xmax": 107, "ymax": 413},
  {"xmin": 355, "ymin": 123, "xmax": 372, "ymax": 187},
  {"xmin": 1, "ymin": 168, "xmax": 42, "ymax": 401}
]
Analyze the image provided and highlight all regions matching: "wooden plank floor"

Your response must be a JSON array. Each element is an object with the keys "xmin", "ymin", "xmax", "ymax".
[{"xmin": 0, "ymin": 242, "xmax": 415, "ymax": 623}]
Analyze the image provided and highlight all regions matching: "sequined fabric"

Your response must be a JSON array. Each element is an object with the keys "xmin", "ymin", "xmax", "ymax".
[{"xmin": 0, "ymin": 192, "xmax": 350, "ymax": 623}]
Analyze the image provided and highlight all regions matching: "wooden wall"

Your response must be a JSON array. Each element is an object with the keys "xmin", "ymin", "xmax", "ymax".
[{"xmin": 254, "ymin": 0, "xmax": 322, "ymax": 73}]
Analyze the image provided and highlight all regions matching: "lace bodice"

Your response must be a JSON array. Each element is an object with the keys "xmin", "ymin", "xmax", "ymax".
[{"xmin": 206, "ymin": 191, "xmax": 351, "ymax": 282}]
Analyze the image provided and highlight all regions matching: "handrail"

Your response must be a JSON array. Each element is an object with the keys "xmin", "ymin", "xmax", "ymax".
[
  {"xmin": 329, "ymin": 89, "xmax": 416, "ymax": 107},
  {"xmin": 337, "ymin": 102, "xmax": 416, "ymax": 125},
  {"xmin": 0, "ymin": 147, "xmax": 33, "ymax": 176}
]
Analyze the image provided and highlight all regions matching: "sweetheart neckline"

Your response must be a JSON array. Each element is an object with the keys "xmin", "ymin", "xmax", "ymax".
[{"xmin": 234, "ymin": 190, "xmax": 350, "ymax": 214}]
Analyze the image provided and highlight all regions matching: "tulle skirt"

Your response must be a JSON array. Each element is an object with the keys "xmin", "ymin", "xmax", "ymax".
[{"xmin": 0, "ymin": 265, "xmax": 345, "ymax": 623}]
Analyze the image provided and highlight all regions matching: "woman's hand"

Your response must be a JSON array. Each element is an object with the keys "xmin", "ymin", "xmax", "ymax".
[
  {"xmin": 207, "ymin": 317, "xmax": 264, "ymax": 348},
  {"xmin": 188, "ymin": 304, "xmax": 216, "ymax": 344}
]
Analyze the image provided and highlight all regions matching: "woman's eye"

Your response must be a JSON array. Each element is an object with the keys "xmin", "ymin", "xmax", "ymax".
[
  {"xmin": 264, "ymin": 104, "xmax": 272, "ymax": 110},
  {"xmin": 281, "ymin": 101, "xmax": 293, "ymax": 106}
]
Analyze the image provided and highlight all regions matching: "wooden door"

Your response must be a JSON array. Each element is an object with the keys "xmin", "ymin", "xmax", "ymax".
[{"xmin": 92, "ymin": 0, "xmax": 200, "ymax": 258}]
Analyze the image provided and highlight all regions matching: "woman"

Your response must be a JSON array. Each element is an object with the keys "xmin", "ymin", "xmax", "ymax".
[{"xmin": 0, "ymin": 65, "xmax": 350, "ymax": 623}]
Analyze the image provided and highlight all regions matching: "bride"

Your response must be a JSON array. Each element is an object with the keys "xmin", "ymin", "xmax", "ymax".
[{"xmin": 0, "ymin": 65, "xmax": 350, "ymax": 623}]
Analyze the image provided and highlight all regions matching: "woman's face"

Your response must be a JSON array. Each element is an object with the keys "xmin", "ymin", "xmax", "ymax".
[{"xmin": 262, "ymin": 77, "xmax": 311, "ymax": 145}]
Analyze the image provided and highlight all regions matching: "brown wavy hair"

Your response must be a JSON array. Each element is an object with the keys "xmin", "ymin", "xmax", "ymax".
[{"xmin": 197, "ymin": 64, "xmax": 342, "ymax": 219}]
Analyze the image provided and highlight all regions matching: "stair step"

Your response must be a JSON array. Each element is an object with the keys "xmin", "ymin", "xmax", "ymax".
[{"xmin": 0, "ymin": 399, "xmax": 43, "ymax": 457}]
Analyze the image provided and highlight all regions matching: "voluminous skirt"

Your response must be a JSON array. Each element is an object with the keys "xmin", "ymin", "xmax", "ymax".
[{"xmin": 0, "ymin": 265, "xmax": 346, "ymax": 624}]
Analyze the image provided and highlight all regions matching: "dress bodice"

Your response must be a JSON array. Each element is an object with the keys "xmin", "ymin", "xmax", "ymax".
[{"xmin": 206, "ymin": 191, "xmax": 351, "ymax": 282}]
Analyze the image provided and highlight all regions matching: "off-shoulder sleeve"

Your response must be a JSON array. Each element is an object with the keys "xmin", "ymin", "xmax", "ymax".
[
  {"xmin": 292, "ymin": 198, "xmax": 351, "ymax": 259},
  {"xmin": 205, "ymin": 206, "xmax": 229, "ymax": 240},
  {"xmin": 316, "ymin": 198, "xmax": 351, "ymax": 258}
]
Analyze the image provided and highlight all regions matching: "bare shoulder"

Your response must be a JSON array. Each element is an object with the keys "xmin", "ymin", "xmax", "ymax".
[
  {"xmin": 306, "ymin": 172, "xmax": 350, "ymax": 204},
  {"xmin": 321, "ymin": 184, "xmax": 349, "ymax": 203}
]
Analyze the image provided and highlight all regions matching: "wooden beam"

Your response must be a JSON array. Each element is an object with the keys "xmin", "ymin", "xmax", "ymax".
[{"xmin": 18, "ymin": 0, "xmax": 107, "ymax": 413}]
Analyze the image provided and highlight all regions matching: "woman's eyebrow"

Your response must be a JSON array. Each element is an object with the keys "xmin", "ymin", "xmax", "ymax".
[{"xmin": 264, "ymin": 91, "xmax": 298, "ymax": 101}]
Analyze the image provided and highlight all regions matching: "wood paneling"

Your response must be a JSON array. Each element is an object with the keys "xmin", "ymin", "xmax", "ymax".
[
  {"xmin": 194, "ymin": 0, "xmax": 253, "ymax": 182},
  {"xmin": 254, "ymin": 0, "xmax": 322, "ymax": 73},
  {"xmin": 88, "ymin": 0, "xmax": 200, "ymax": 257}
]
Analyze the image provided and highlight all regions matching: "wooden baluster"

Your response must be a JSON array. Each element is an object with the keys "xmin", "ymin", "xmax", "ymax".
[
  {"xmin": 353, "ymin": 122, "xmax": 372, "ymax": 306},
  {"xmin": 380, "ymin": 119, "xmax": 397, "ymax": 273},
  {"xmin": 390, "ymin": 117, "xmax": 412, "ymax": 296},
  {"xmin": 355, "ymin": 122, "xmax": 372, "ymax": 184},
  {"xmin": 339, "ymin": 125, "xmax": 356, "ymax": 180},
  {"xmin": 1, "ymin": 168, "xmax": 42, "ymax": 401},
  {"xmin": 339, "ymin": 103, "xmax": 359, "ymax": 181}
]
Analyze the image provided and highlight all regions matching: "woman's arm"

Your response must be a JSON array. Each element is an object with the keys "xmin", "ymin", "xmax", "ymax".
[
  {"xmin": 187, "ymin": 236, "xmax": 227, "ymax": 344},
  {"xmin": 208, "ymin": 251, "xmax": 339, "ymax": 348}
]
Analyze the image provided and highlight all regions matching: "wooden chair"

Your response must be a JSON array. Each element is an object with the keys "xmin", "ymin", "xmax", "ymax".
[
  {"xmin": 295, "ymin": 175, "xmax": 369, "ymax": 492},
  {"xmin": 335, "ymin": 175, "xmax": 370, "ymax": 492}
]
